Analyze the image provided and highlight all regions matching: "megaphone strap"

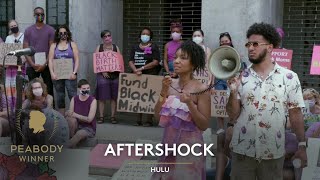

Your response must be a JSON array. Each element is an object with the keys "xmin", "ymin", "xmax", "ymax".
[{"xmin": 169, "ymin": 80, "xmax": 221, "ymax": 96}]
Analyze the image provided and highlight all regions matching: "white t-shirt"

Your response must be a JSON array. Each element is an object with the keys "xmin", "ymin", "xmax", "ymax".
[{"xmin": 5, "ymin": 33, "xmax": 24, "ymax": 44}]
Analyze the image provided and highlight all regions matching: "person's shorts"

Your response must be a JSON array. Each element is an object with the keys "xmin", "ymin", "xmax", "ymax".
[{"xmin": 215, "ymin": 79, "xmax": 228, "ymax": 90}]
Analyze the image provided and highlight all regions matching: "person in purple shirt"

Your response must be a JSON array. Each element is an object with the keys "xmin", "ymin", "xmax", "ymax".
[
  {"xmin": 65, "ymin": 79, "xmax": 97, "ymax": 148},
  {"xmin": 23, "ymin": 7, "xmax": 55, "ymax": 98}
]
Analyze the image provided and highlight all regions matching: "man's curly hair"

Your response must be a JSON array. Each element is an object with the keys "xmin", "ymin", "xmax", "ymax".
[
  {"xmin": 177, "ymin": 40, "xmax": 205, "ymax": 74},
  {"xmin": 246, "ymin": 22, "xmax": 281, "ymax": 48}
]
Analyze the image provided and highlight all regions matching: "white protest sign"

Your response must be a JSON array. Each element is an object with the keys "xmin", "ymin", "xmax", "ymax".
[
  {"xmin": 211, "ymin": 90, "xmax": 228, "ymax": 117},
  {"xmin": 301, "ymin": 138, "xmax": 320, "ymax": 180},
  {"xmin": 35, "ymin": 52, "xmax": 46, "ymax": 65},
  {"xmin": 117, "ymin": 73, "xmax": 162, "ymax": 114}
]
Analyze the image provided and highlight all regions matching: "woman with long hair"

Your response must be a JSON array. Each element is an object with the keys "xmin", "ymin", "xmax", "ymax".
[{"xmin": 48, "ymin": 25, "xmax": 80, "ymax": 115}]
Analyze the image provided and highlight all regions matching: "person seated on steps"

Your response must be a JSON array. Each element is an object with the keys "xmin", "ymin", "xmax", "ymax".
[{"xmin": 65, "ymin": 79, "xmax": 97, "ymax": 148}]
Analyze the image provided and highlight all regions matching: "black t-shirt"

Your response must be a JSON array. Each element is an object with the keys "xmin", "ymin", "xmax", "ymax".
[{"xmin": 129, "ymin": 43, "xmax": 160, "ymax": 75}]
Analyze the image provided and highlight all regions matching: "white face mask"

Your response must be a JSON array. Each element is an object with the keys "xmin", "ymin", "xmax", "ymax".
[
  {"xmin": 309, "ymin": 100, "xmax": 316, "ymax": 108},
  {"xmin": 192, "ymin": 36, "xmax": 203, "ymax": 44},
  {"xmin": 33, "ymin": 88, "xmax": 43, "ymax": 97},
  {"xmin": 171, "ymin": 32, "xmax": 181, "ymax": 41}
]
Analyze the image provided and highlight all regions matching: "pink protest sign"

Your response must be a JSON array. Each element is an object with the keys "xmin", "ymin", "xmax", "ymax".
[
  {"xmin": 271, "ymin": 49, "xmax": 293, "ymax": 69},
  {"xmin": 93, "ymin": 51, "xmax": 124, "ymax": 73},
  {"xmin": 310, "ymin": 45, "xmax": 320, "ymax": 75}
]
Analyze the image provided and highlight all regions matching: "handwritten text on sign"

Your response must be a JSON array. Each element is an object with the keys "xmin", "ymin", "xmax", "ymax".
[
  {"xmin": 117, "ymin": 73, "xmax": 162, "ymax": 114},
  {"xmin": 194, "ymin": 67, "xmax": 211, "ymax": 84},
  {"xmin": 93, "ymin": 51, "xmax": 124, "ymax": 73},
  {"xmin": 54, "ymin": 58, "xmax": 73, "ymax": 79},
  {"xmin": 0, "ymin": 43, "xmax": 25, "ymax": 66},
  {"xmin": 211, "ymin": 90, "xmax": 228, "ymax": 117},
  {"xmin": 271, "ymin": 49, "xmax": 293, "ymax": 70},
  {"xmin": 310, "ymin": 45, "xmax": 320, "ymax": 75}
]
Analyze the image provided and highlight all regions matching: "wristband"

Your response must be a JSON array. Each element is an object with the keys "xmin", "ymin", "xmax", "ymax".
[{"xmin": 298, "ymin": 141, "xmax": 307, "ymax": 147}]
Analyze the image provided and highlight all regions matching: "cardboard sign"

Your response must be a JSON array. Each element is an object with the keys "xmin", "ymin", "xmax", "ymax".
[
  {"xmin": 0, "ymin": 43, "xmax": 25, "ymax": 65},
  {"xmin": 301, "ymin": 138, "xmax": 320, "ymax": 180},
  {"xmin": 211, "ymin": 90, "xmax": 228, "ymax": 117},
  {"xmin": 193, "ymin": 67, "xmax": 211, "ymax": 85},
  {"xmin": 35, "ymin": 52, "xmax": 46, "ymax": 65},
  {"xmin": 117, "ymin": 73, "xmax": 162, "ymax": 114},
  {"xmin": 271, "ymin": 49, "xmax": 293, "ymax": 69},
  {"xmin": 310, "ymin": 45, "xmax": 320, "ymax": 75},
  {"xmin": 53, "ymin": 58, "xmax": 73, "ymax": 79},
  {"xmin": 93, "ymin": 51, "xmax": 124, "ymax": 73},
  {"xmin": 112, "ymin": 160, "xmax": 157, "ymax": 180}
]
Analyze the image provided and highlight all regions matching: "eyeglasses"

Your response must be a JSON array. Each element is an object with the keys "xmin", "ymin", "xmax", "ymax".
[
  {"xmin": 245, "ymin": 42, "xmax": 270, "ymax": 48},
  {"xmin": 220, "ymin": 32, "xmax": 229, "ymax": 36},
  {"xmin": 59, "ymin": 32, "xmax": 67, "ymax": 35},
  {"xmin": 35, "ymin": 13, "xmax": 44, "ymax": 16}
]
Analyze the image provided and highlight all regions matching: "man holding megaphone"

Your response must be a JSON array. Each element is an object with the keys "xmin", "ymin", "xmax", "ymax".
[{"xmin": 225, "ymin": 23, "xmax": 307, "ymax": 180}]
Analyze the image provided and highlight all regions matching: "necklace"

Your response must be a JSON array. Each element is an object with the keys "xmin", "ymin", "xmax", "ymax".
[
  {"xmin": 170, "ymin": 79, "xmax": 193, "ymax": 93},
  {"xmin": 139, "ymin": 43, "xmax": 151, "ymax": 49},
  {"xmin": 103, "ymin": 44, "xmax": 113, "ymax": 51}
]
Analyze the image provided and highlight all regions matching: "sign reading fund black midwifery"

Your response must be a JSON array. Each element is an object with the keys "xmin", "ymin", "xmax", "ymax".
[
  {"xmin": 117, "ymin": 73, "xmax": 162, "ymax": 114},
  {"xmin": 93, "ymin": 51, "xmax": 124, "ymax": 73}
]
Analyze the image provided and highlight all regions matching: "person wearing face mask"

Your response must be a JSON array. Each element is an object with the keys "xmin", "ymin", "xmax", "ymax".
[
  {"xmin": 48, "ymin": 25, "xmax": 80, "ymax": 116},
  {"xmin": 5, "ymin": 20, "xmax": 24, "ymax": 43},
  {"xmin": 163, "ymin": 19, "xmax": 183, "ymax": 78},
  {"xmin": 65, "ymin": 79, "xmax": 97, "ymax": 148},
  {"xmin": 129, "ymin": 27, "xmax": 160, "ymax": 127},
  {"xmin": 3, "ymin": 20, "xmax": 25, "ymax": 116},
  {"xmin": 22, "ymin": 78, "xmax": 53, "ymax": 110},
  {"xmin": 94, "ymin": 30, "xmax": 121, "ymax": 124},
  {"xmin": 192, "ymin": 29, "xmax": 213, "ymax": 86},
  {"xmin": 23, "ymin": 7, "xmax": 55, "ymax": 103}
]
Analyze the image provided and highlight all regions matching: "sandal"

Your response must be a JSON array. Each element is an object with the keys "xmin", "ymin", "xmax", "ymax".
[
  {"xmin": 111, "ymin": 117, "xmax": 118, "ymax": 124},
  {"xmin": 97, "ymin": 117, "xmax": 104, "ymax": 124}
]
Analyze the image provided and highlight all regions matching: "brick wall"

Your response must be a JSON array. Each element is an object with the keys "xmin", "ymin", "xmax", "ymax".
[
  {"xmin": 283, "ymin": 0, "xmax": 320, "ymax": 90},
  {"xmin": 123, "ymin": 0, "xmax": 202, "ymax": 73}
]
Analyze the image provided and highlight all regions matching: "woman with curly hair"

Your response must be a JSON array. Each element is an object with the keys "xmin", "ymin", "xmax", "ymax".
[
  {"xmin": 22, "ymin": 78, "xmax": 53, "ymax": 110},
  {"xmin": 153, "ymin": 40, "xmax": 211, "ymax": 179}
]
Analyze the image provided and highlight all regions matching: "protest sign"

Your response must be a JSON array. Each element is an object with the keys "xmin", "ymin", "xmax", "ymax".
[
  {"xmin": 93, "ymin": 51, "xmax": 124, "ymax": 73},
  {"xmin": 193, "ymin": 67, "xmax": 211, "ymax": 85},
  {"xmin": 117, "ymin": 73, "xmax": 162, "ymax": 114},
  {"xmin": 301, "ymin": 138, "xmax": 320, "ymax": 180},
  {"xmin": 211, "ymin": 90, "xmax": 228, "ymax": 117},
  {"xmin": 0, "ymin": 43, "xmax": 25, "ymax": 65},
  {"xmin": 35, "ymin": 52, "xmax": 46, "ymax": 65},
  {"xmin": 112, "ymin": 160, "xmax": 157, "ymax": 180},
  {"xmin": 271, "ymin": 49, "xmax": 293, "ymax": 69},
  {"xmin": 53, "ymin": 58, "xmax": 73, "ymax": 79},
  {"xmin": 310, "ymin": 45, "xmax": 320, "ymax": 75}
]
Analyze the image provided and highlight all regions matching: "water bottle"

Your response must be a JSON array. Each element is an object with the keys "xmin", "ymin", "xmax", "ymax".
[{"xmin": 292, "ymin": 159, "xmax": 303, "ymax": 180}]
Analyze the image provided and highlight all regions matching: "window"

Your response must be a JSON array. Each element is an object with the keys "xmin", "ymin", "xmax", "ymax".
[
  {"xmin": 0, "ymin": 0, "xmax": 15, "ymax": 40},
  {"xmin": 46, "ymin": 0, "xmax": 69, "ymax": 29}
]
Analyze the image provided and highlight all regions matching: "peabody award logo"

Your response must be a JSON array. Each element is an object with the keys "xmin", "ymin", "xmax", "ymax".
[{"xmin": 11, "ymin": 110, "xmax": 63, "ymax": 163}]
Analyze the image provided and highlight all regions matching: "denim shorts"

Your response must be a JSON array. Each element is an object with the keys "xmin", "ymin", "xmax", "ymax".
[
  {"xmin": 168, "ymin": 61, "xmax": 174, "ymax": 72},
  {"xmin": 215, "ymin": 79, "xmax": 228, "ymax": 90},
  {"xmin": 53, "ymin": 79, "xmax": 77, "ymax": 108}
]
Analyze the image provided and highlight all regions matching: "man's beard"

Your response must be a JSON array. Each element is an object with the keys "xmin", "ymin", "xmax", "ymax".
[{"xmin": 249, "ymin": 49, "xmax": 267, "ymax": 64}]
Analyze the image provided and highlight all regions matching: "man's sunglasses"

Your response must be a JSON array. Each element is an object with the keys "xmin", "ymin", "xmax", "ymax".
[
  {"xmin": 35, "ymin": 13, "xmax": 44, "ymax": 16},
  {"xmin": 245, "ymin": 42, "xmax": 270, "ymax": 48}
]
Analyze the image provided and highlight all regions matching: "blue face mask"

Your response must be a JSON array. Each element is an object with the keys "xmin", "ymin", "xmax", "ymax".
[{"xmin": 140, "ymin": 35, "xmax": 150, "ymax": 43}]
